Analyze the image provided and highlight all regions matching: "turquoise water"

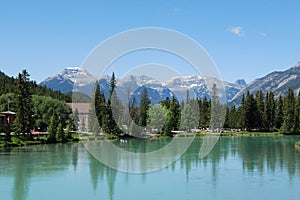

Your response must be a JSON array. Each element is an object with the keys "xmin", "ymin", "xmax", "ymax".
[{"xmin": 0, "ymin": 136, "xmax": 300, "ymax": 200}]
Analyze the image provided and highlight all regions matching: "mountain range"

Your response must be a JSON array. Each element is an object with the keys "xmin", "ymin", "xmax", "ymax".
[
  {"xmin": 40, "ymin": 68, "xmax": 246, "ymax": 103},
  {"xmin": 40, "ymin": 62, "xmax": 300, "ymax": 104},
  {"xmin": 230, "ymin": 61, "xmax": 300, "ymax": 104}
]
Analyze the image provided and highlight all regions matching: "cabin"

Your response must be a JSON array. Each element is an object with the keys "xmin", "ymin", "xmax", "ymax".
[{"xmin": 0, "ymin": 110, "xmax": 16, "ymax": 132}]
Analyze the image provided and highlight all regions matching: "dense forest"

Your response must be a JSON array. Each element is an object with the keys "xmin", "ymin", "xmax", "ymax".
[
  {"xmin": 0, "ymin": 70, "xmax": 71, "ymax": 102},
  {"xmin": 88, "ymin": 73, "xmax": 300, "ymax": 135},
  {"xmin": 0, "ymin": 70, "xmax": 77, "ymax": 143}
]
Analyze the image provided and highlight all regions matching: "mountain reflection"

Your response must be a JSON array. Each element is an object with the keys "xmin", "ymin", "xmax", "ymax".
[{"xmin": 0, "ymin": 136, "xmax": 299, "ymax": 200}]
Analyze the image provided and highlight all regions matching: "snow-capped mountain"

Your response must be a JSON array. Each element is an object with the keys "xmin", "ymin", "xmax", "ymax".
[
  {"xmin": 40, "ymin": 67, "xmax": 97, "ymax": 93},
  {"xmin": 230, "ymin": 62, "xmax": 300, "ymax": 104},
  {"xmin": 40, "ymin": 67, "xmax": 246, "ymax": 103}
]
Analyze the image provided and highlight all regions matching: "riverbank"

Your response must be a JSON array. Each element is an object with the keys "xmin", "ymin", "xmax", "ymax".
[
  {"xmin": 0, "ymin": 135, "xmax": 80, "ymax": 148},
  {"xmin": 1, "ymin": 131, "xmax": 296, "ymax": 149}
]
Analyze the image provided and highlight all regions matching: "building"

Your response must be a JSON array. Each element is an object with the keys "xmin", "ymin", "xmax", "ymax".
[
  {"xmin": 67, "ymin": 103, "xmax": 90, "ymax": 131},
  {"xmin": 0, "ymin": 110, "xmax": 16, "ymax": 132}
]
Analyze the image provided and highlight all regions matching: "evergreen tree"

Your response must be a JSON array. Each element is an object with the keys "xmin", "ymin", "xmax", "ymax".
[
  {"xmin": 139, "ymin": 88, "xmax": 150, "ymax": 127},
  {"xmin": 47, "ymin": 114, "xmax": 56, "ymax": 142},
  {"xmin": 255, "ymin": 90, "xmax": 264, "ymax": 129},
  {"xmin": 102, "ymin": 72, "xmax": 122, "ymax": 134},
  {"xmin": 147, "ymin": 103, "xmax": 167, "ymax": 132},
  {"xmin": 263, "ymin": 91, "xmax": 275, "ymax": 130},
  {"xmin": 275, "ymin": 95, "xmax": 284, "ymax": 129},
  {"xmin": 200, "ymin": 96, "xmax": 210, "ymax": 128},
  {"xmin": 56, "ymin": 122, "xmax": 64, "ymax": 141},
  {"xmin": 228, "ymin": 105, "xmax": 239, "ymax": 128},
  {"xmin": 243, "ymin": 91, "xmax": 258, "ymax": 131},
  {"xmin": 163, "ymin": 110, "xmax": 174, "ymax": 136},
  {"xmin": 73, "ymin": 108, "xmax": 80, "ymax": 131},
  {"xmin": 93, "ymin": 81, "xmax": 102, "ymax": 125},
  {"xmin": 293, "ymin": 91, "xmax": 300, "ymax": 132},
  {"xmin": 109, "ymin": 72, "xmax": 116, "ymax": 99},
  {"xmin": 281, "ymin": 88, "xmax": 295, "ymax": 133},
  {"xmin": 14, "ymin": 70, "xmax": 35, "ymax": 136},
  {"xmin": 210, "ymin": 84, "xmax": 224, "ymax": 130},
  {"xmin": 180, "ymin": 103, "xmax": 197, "ymax": 132},
  {"xmin": 169, "ymin": 96, "xmax": 181, "ymax": 130},
  {"xmin": 66, "ymin": 122, "xmax": 73, "ymax": 139},
  {"xmin": 237, "ymin": 94, "xmax": 246, "ymax": 128}
]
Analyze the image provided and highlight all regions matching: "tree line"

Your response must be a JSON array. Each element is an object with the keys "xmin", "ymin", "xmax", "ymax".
[
  {"xmin": 88, "ymin": 75, "xmax": 300, "ymax": 135},
  {"xmin": 0, "ymin": 70, "xmax": 77, "ymax": 142},
  {"xmin": 0, "ymin": 70, "xmax": 72, "ymax": 102},
  {"xmin": 226, "ymin": 89, "xmax": 300, "ymax": 133}
]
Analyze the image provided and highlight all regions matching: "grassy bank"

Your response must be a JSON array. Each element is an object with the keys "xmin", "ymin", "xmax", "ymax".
[{"xmin": 0, "ymin": 135, "xmax": 80, "ymax": 149}]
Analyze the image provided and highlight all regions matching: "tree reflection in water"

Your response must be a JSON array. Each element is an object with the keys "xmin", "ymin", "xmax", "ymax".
[{"xmin": 0, "ymin": 136, "xmax": 299, "ymax": 200}]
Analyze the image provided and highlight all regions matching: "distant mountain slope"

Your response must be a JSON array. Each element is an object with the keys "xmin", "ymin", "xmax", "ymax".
[
  {"xmin": 231, "ymin": 62, "xmax": 300, "ymax": 104},
  {"xmin": 0, "ymin": 70, "xmax": 71, "ymax": 102},
  {"xmin": 40, "ymin": 67, "xmax": 246, "ymax": 103}
]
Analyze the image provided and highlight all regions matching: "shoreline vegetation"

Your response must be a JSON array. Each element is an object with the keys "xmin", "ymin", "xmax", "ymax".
[
  {"xmin": 1, "ymin": 129, "xmax": 299, "ymax": 149},
  {"xmin": 0, "ymin": 134, "xmax": 80, "ymax": 148},
  {"xmin": 1, "ymin": 70, "xmax": 300, "ymax": 149}
]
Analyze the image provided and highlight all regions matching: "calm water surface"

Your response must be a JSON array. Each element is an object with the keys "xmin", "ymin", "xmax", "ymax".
[{"xmin": 0, "ymin": 136, "xmax": 300, "ymax": 200}]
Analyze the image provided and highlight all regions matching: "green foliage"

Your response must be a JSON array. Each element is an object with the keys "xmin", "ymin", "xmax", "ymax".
[
  {"xmin": 66, "ymin": 122, "xmax": 73, "ymax": 139},
  {"xmin": 255, "ymin": 90, "xmax": 264, "ymax": 129},
  {"xmin": 32, "ymin": 95, "xmax": 72, "ymax": 131},
  {"xmin": 180, "ymin": 103, "xmax": 197, "ymax": 132},
  {"xmin": 47, "ymin": 114, "xmax": 56, "ymax": 143},
  {"xmin": 139, "ymin": 88, "xmax": 150, "ymax": 127},
  {"xmin": 56, "ymin": 122, "xmax": 65, "ymax": 142},
  {"xmin": 73, "ymin": 108, "xmax": 80, "ymax": 130},
  {"xmin": 0, "ymin": 70, "xmax": 71, "ymax": 102},
  {"xmin": 147, "ymin": 103, "xmax": 167, "ymax": 132},
  {"xmin": 281, "ymin": 89, "xmax": 295, "ymax": 133},
  {"xmin": 0, "ymin": 93, "xmax": 15, "ymax": 111},
  {"xmin": 129, "ymin": 121, "xmax": 143, "ymax": 137},
  {"xmin": 199, "ymin": 96, "xmax": 210, "ymax": 128},
  {"xmin": 14, "ymin": 70, "xmax": 35, "ymax": 135},
  {"xmin": 242, "ymin": 91, "xmax": 258, "ymax": 131},
  {"xmin": 275, "ymin": 96, "xmax": 284, "ymax": 129}
]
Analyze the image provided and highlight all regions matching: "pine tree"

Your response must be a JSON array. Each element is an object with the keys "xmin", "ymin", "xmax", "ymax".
[
  {"xmin": 255, "ymin": 90, "xmax": 264, "ymax": 129},
  {"xmin": 180, "ymin": 103, "xmax": 197, "ymax": 132},
  {"xmin": 275, "ymin": 95, "xmax": 284, "ymax": 129},
  {"xmin": 56, "ymin": 122, "xmax": 64, "ymax": 141},
  {"xmin": 163, "ymin": 110, "xmax": 174, "ymax": 136},
  {"xmin": 66, "ymin": 122, "xmax": 73, "ymax": 139},
  {"xmin": 14, "ymin": 70, "xmax": 35, "ymax": 136},
  {"xmin": 147, "ymin": 103, "xmax": 167, "ymax": 132},
  {"xmin": 47, "ymin": 114, "xmax": 56, "ymax": 142},
  {"xmin": 139, "ymin": 88, "xmax": 150, "ymax": 127},
  {"xmin": 237, "ymin": 94, "xmax": 246, "ymax": 128},
  {"xmin": 243, "ymin": 91, "xmax": 258, "ymax": 131},
  {"xmin": 73, "ymin": 108, "xmax": 80, "ymax": 131},
  {"xmin": 263, "ymin": 92, "xmax": 275, "ymax": 130},
  {"xmin": 281, "ymin": 88, "xmax": 295, "ymax": 133},
  {"xmin": 210, "ymin": 84, "xmax": 224, "ymax": 130},
  {"xmin": 102, "ymin": 73, "xmax": 122, "ymax": 134},
  {"xmin": 293, "ymin": 91, "xmax": 300, "ymax": 132},
  {"xmin": 169, "ymin": 96, "xmax": 180, "ymax": 130},
  {"xmin": 200, "ymin": 96, "xmax": 210, "ymax": 128}
]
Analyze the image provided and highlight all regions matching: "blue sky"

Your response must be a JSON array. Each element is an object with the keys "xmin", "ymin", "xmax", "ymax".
[{"xmin": 0, "ymin": 0, "xmax": 300, "ymax": 83}]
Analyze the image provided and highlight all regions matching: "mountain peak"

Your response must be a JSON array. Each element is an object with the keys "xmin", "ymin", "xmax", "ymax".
[
  {"xmin": 293, "ymin": 61, "xmax": 300, "ymax": 68},
  {"xmin": 61, "ymin": 67, "xmax": 92, "ymax": 78},
  {"xmin": 235, "ymin": 79, "xmax": 247, "ymax": 86}
]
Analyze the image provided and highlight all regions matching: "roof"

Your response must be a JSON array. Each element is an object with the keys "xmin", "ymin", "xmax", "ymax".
[
  {"xmin": 0, "ymin": 111, "xmax": 16, "ymax": 116},
  {"xmin": 67, "ymin": 103, "xmax": 91, "ymax": 114}
]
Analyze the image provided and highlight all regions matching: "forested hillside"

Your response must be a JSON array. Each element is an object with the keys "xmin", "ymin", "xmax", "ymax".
[{"xmin": 0, "ymin": 70, "xmax": 71, "ymax": 102}]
